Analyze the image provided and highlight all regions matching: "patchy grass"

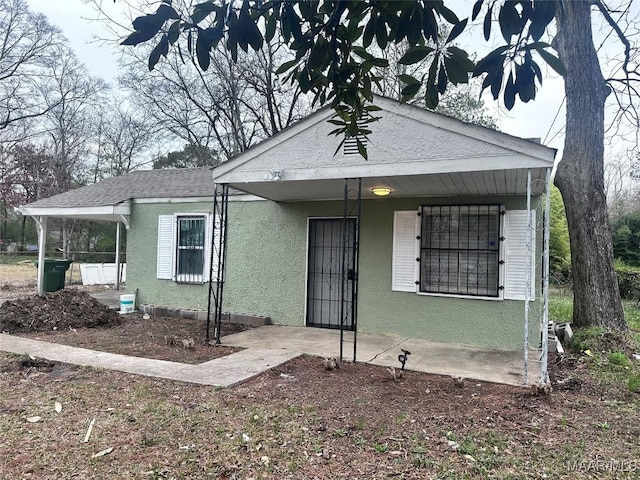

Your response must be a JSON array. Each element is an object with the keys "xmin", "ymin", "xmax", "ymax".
[
  {"xmin": 0, "ymin": 261, "xmax": 83, "ymax": 288},
  {"xmin": 0, "ymin": 262, "xmax": 38, "ymax": 287},
  {"xmin": 1, "ymin": 353, "xmax": 639, "ymax": 479},
  {"xmin": 624, "ymin": 303, "xmax": 640, "ymax": 332},
  {"xmin": 609, "ymin": 351, "xmax": 631, "ymax": 367},
  {"xmin": 562, "ymin": 325, "xmax": 640, "ymax": 398},
  {"xmin": 0, "ymin": 254, "xmax": 38, "ymax": 264},
  {"xmin": 549, "ymin": 291, "xmax": 574, "ymax": 324},
  {"xmin": 549, "ymin": 288, "xmax": 640, "ymax": 332},
  {"xmin": 0, "ymin": 286, "xmax": 638, "ymax": 478}
]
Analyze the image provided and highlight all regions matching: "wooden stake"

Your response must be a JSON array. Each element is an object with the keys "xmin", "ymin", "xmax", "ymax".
[{"xmin": 83, "ymin": 418, "xmax": 96, "ymax": 443}]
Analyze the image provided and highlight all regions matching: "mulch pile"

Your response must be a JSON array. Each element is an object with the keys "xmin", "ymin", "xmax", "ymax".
[{"xmin": 0, "ymin": 290, "xmax": 121, "ymax": 333}]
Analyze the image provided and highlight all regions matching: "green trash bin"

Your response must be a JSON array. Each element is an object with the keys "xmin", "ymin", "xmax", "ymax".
[{"xmin": 35, "ymin": 259, "xmax": 73, "ymax": 292}]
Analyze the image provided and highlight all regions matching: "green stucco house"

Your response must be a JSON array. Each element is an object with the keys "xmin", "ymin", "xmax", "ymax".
[{"xmin": 19, "ymin": 97, "xmax": 556, "ymax": 351}]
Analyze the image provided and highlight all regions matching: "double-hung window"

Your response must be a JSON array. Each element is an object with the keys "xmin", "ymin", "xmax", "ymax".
[
  {"xmin": 176, "ymin": 216, "xmax": 206, "ymax": 283},
  {"xmin": 157, "ymin": 213, "xmax": 220, "ymax": 284},
  {"xmin": 419, "ymin": 205, "xmax": 501, "ymax": 297}
]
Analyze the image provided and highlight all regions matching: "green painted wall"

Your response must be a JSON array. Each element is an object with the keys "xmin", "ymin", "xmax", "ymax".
[
  {"xmin": 127, "ymin": 202, "xmax": 212, "ymax": 310},
  {"xmin": 127, "ymin": 196, "xmax": 542, "ymax": 349},
  {"xmin": 356, "ymin": 196, "xmax": 542, "ymax": 349}
]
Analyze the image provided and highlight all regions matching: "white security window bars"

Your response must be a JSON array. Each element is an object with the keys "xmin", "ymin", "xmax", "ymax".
[
  {"xmin": 419, "ymin": 205, "xmax": 501, "ymax": 297},
  {"xmin": 176, "ymin": 216, "xmax": 206, "ymax": 283}
]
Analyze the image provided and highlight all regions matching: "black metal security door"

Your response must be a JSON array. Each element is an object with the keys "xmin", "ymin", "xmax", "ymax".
[{"xmin": 306, "ymin": 218, "xmax": 356, "ymax": 330}]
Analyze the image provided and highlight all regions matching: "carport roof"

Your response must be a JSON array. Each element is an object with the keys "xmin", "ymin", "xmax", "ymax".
[
  {"xmin": 18, "ymin": 167, "xmax": 217, "ymax": 222},
  {"xmin": 23, "ymin": 167, "xmax": 216, "ymax": 209}
]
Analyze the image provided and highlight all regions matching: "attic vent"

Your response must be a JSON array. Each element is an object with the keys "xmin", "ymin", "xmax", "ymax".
[
  {"xmin": 344, "ymin": 116, "xmax": 370, "ymax": 156},
  {"xmin": 344, "ymin": 134, "xmax": 367, "ymax": 155}
]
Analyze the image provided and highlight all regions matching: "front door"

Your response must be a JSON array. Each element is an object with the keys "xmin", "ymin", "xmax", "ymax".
[{"xmin": 306, "ymin": 218, "xmax": 356, "ymax": 330}]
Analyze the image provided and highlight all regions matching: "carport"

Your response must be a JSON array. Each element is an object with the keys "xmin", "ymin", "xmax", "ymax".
[
  {"xmin": 17, "ymin": 168, "xmax": 219, "ymax": 296},
  {"xmin": 17, "ymin": 203, "xmax": 129, "ymax": 294}
]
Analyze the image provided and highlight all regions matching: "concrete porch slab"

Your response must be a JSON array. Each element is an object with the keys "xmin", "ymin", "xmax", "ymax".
[{"xmin": 221, "ymin": 325, "xmax": 537, "ymax": 386}]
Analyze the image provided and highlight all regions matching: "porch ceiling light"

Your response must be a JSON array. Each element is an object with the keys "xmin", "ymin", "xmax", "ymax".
[{"xmin": 371, "ymin": 187, "xmax": 392, "ymax": 197}]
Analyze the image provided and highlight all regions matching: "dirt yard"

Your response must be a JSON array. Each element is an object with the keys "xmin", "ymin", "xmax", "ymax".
[
  {"xmin": 0, "ymin": 290, "xmax": 639, "ymax": 478},
  {"xmin": 0, "ymin": 351, "xmax": 638, "ymax": 479},
  {"xmin": 0, "ymin": 290, "xmax": 247, "ymax": 363}
]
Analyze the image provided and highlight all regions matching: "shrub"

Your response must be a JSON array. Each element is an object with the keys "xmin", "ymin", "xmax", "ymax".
[
  {"xmin": 549, "ymin": 294, "xmax": 573, "ymax": 323},
  {"xmin": 549, "ymin": 186, "xmax": 571, "ymax": 278}
]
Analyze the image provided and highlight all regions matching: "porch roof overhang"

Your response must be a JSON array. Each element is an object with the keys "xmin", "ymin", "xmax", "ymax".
[
  {"xmin": 212, "ymin": 96, "xmax": 556, "ymax": 202},
  {"xmin": 215, "ymin": 164, "xmax": 552, "ymax": 202}
]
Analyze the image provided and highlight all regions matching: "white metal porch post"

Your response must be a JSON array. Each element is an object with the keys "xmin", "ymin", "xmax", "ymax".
[
  {"xmin": 524, "ymin": 169, "xmax": 532, "ymax": 385},
  {"xmin": 115, "ymin": 221, "xmax": 121, "ymax": 291},
  {"xmin": 35, "ymin": 216, "xmax": 47, "ymax": 295},
  {"xmin": 540, "ymin": 167, "xmax": 552, "ymax": 384}
]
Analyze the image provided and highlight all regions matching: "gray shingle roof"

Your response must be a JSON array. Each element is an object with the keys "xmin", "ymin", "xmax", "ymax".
[{"xmin": 23, "ymin": 168, "xmax": 216, "ymax": 208}]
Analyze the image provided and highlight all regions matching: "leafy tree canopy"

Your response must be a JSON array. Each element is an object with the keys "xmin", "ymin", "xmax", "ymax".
[
  {"xmin": 612, "ymin": 211, "xmax": 640, "ymax": 267},
  {"xmin": 122, "ymin": 0, "xmax": 563, "ymax": 143}
]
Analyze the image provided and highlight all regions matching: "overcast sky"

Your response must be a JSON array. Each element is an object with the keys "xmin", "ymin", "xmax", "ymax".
[{"xmin": 23, "ymin": 0, "xmax": 637, "ymax": 160}]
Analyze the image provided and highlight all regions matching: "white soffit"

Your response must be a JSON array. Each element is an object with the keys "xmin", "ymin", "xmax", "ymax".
[{"xmin": 227, "ymin": 168, "xmax": 549, "ymax": 202}]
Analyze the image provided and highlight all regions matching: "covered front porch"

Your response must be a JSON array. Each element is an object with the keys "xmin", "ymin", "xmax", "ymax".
[{"xmin": 209, "ymin": 96, "xmax": 557, "ymax": 386}]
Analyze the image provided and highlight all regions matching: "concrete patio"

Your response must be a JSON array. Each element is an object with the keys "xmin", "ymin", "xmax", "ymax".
[
  {"xmin": 0, "ymin": 324, "xmax": 538, "ymax": 387},
  {"xmin": 221, "ymin": 325, "xmax": 540, "ymax": 386}
]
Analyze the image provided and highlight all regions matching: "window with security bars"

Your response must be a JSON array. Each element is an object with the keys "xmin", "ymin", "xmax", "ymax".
[
  {"xmin": 420, "ymin": 205, "xmax": 501, "ymax": 297},
  {"xmin": 176, "ymin": 216, "xmax": 205, "ymax": 283}
]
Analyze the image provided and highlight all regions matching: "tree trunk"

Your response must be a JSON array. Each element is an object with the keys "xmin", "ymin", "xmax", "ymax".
[{"xmin": 554, "ymin": 1, "xmax": 627, "ymax": 331}]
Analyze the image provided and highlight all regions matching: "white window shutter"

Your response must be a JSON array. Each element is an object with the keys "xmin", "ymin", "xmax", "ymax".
[
  {"xmin": 504, "ymin": 210, "xmax": 536, "ymax": 300},
  {"xmin": 392, "ymin": 211, "xmax": 419, "ymax": 292},
  {"xmin": 156, "ymin": 215, "xmax": 175, "ymax": 280}
]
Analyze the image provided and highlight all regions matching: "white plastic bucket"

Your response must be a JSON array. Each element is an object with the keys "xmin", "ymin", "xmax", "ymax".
[{"xmin": 120, "ymin": 294, "xmax": 135, "ymax": 314}]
